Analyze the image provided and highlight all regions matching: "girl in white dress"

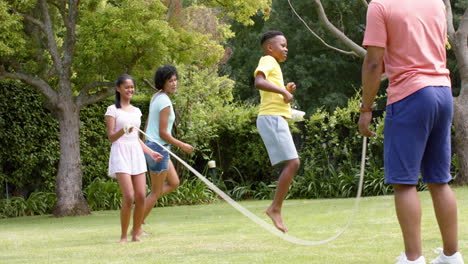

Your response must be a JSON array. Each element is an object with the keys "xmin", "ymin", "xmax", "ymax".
[{"xmin": 105, "ymin": 74, "xmax": 162, "ymax": 243}]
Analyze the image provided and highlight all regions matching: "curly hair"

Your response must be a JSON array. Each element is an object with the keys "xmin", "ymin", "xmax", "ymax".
[{"xmin": 154, "ymin": 65, "xmax": 178, "ymax": 90}]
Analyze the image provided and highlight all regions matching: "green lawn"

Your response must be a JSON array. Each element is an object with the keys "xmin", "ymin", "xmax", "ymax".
[{"xmin": 1, "ymin": 187, "xmax": 467, "ymax": 264}]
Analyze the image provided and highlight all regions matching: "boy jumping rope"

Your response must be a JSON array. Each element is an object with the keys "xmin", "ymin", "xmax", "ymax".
[{"xmin": 254, "ymin": 31, "xmax": 300, "ymax": 233}]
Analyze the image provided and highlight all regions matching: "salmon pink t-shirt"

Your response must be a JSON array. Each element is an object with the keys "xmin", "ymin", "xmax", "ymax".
[{"xmin": 362, "ymin": 0, "xmax": 451, "ymax": 105}]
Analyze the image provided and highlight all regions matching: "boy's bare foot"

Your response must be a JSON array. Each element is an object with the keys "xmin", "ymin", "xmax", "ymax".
[{"xmin": 265, "ymin": 207, "xmax": 288, "ymax": 233}]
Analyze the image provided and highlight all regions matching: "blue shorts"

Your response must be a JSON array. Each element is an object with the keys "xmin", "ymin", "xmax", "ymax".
[
  {"xmin": 384, "ymin": 86, "xmax": 453, "ymax": 185},
  {"xmin": 145, "ymin": 141, "xmax": 170, "ymax": 173},
  {"xmin": 257, "ymin": 115, "xmax": 299, "ymax": 165}
]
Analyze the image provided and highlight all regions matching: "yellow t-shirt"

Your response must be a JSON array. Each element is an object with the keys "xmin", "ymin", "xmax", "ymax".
[{"xmin": 254, "ymin": 55, "xmax": 291, "ymax": 118}]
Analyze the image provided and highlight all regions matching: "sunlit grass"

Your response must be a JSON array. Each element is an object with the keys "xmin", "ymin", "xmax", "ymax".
[{"xmin": 1, "ymin": 187, "xmax": 467, "ymax": 264}]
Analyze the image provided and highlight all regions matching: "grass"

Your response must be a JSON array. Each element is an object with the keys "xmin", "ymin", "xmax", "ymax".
[{"xmin": 1, "ymin": 187, "xmax": 467, "ymax": 264}]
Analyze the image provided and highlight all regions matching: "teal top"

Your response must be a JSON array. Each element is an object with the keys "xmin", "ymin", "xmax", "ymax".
[{"xmin": 146, "ymin": 92, "xmax": 175, "ymax": 145}]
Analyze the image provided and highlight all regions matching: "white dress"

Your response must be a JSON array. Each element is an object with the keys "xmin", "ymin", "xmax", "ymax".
[{"xmin": 105, "ymin": 104, "xmax": 147, "ymax": 178}]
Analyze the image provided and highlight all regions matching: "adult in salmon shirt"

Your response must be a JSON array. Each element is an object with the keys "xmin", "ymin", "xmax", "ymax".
[{"xmin": 359, "ymin": 0, "xmax": 464, "ymax": 263}]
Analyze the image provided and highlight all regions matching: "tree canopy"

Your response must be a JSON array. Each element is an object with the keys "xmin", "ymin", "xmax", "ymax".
[{"xmin": 0, "ymin": 0, "xmax": 271, "ymax": 216}]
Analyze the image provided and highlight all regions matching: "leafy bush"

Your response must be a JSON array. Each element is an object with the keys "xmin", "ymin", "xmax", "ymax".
[
  {"xmin": 84, "ymin": 177, "xmax": 122, "ymax": 211},
  {"xmin": 0, "ymin": 191, "xmax": 55, "ymax": 218},
  {"xmin": 0, "ymin": 81, "xmax": 59, "ymax": 197},
  {"xmin": 286, "ymin": 94, "xmax": 384, "ymax": 198},
  {"xmin": 1, "ymin": 79, "xmax": 460, "ymax": 217},
  {"xmin": 207, "ymin": 103, "xmax": 281, "ymax": 187},
  {"xmin": 158, "ymin": 176, "xmax": 217, "ymax": 207}
]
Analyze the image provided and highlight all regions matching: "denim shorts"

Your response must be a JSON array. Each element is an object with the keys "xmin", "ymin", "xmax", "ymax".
[
  {"xmin": 145, "ymin": 141, "xmax": 171, "ymax": 173},
  {"xmin": 384, "ymin": 86, "xmax": 453, "ymax": 185}
]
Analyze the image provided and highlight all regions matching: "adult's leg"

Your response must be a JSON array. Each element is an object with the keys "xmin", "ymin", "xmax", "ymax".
[
  {"xmin": 266, "ymin": 158, "xmax": 300, "ymax": 233},
  {"xmin": 143, "ymin": 170, "xmax": 168, "ymax": 220},
  {"xmin": 131, "ymin": 173, "xmax": 146, "ymax": 242},
  {"xmin": 116, "ymin": 173, "xmax": 134, "ymax": 243},
  {"xmin": 393, "ymin": 184, "xmax": 422, "ymax": 261},
  {"xmin": 427, "ymin": 183, "xmax": 458, "ymax": 256},
  {"xmin": 162, "ymin": 160, "xmax": 180, "ymax": 196}
]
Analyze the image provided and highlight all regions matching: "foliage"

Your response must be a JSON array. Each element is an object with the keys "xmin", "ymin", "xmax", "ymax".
[
  {"xmin": 221, "ymin": 0, "xmax": 365, "ymax": 113},
  {"xmin": 0, "ymin": 81, "xmax": 59, "ymax": 196},
  {"xmin": 158, "ymin": 176, "xmax": 217, "ymax": 207},
  {"xmin": 0, "ymin": 191, "xmax": 55, "ymax": 218},
  {"xmin": 225, "ymin": 93, "xmax": 431, "ymax": 200},
  {"xmin": 0, "ymin": 0, "xmax": 272, "ymax": 215},
  {"xmin": 208, "ymin": 103, "xmax": 279, "ymax": 185},
  {"xmin": 83, "ymin": 175, "xmax": 217, "ymax": 210},
  {"xmin": 84, "ymin": 177, "xmax": 122, "ymax": 211},
  {"xmin": 1, "ymin": 79, "xmax": 460, "ymax": 209},
  {"xmin": 188, "ymin": 0, "xmax": 272, "ymax": 26},
  {"xmin": 170, "ymin": 65, "xmax": 235, "ymax": 160},
  {"xmin": 0, "ymin": 1, "xmax": 25, "ymax": 57},
  {"xmin": 75, "ymin": 0, "xmax": 240, "ymax": 86}
]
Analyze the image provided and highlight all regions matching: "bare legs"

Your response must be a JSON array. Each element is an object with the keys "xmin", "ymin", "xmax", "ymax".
[
  {"xmin": 266, "ymin": 158, "xmax": 300, "ymax": 233},
  {"xmin": 393, "ymin": 183, "xmax": 459, "ymax": 261},
  {"xmin": 428, "ymin": 183, "xmax": 458, "ymax": 256},
  {"xmin": 393, "ymin": 184, "xmax": 422, "ymax": 261},
  {"xmin": 116, "ymin": 173, "xmax": 146, "ymax": 243},
  {"xmin": 143, "ymin": 160, "xmax": 180, "ymax": 222},
  {"xmin": 162, "ymin": 161, "xmax": 180, "ymax": 195}
]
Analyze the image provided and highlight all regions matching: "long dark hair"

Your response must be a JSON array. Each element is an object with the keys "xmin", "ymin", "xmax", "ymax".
[
  {"xmin": 154, "ymin": 65, "xmax": 178, "ymax": 90},
  {"xmin": 115, "ymin": 74, "xmax": 135, "ymax": 108}
]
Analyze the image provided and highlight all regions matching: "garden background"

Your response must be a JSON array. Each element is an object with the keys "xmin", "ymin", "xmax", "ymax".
[{"xmin": 0, "ymin": 0, "xmax": 466, "ymax": 219}]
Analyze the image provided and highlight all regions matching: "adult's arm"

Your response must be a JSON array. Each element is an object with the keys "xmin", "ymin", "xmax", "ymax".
[{"xmin": 359, "ymin": 46, "xmax": 385, "ymax": 137}]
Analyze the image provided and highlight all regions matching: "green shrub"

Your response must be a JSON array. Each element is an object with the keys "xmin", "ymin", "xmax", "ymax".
[
  {"xmin": 208, "ymin": 103, "xmax": 279, "ymax": 186},
  {"xmin": 84, "ymin": 177, "xmax": 122, "ymax": 211},
  {"xmin": 287, "ymin": 94, "xmax": 383, "ymax": 198},
  {"xmin": 1, "ymin": 78, "xmax": 460, "ymax": 217},
  {"xmin": 0, "ymin": 81, "xmax": 59, "ymax": 196},
  {"xmin": 158, "ymin": 176, "xmax": 217, "ymax": 207},
  {"xmin": 0, "ymin": 191, "xmax": 55, "ymax": 218}
]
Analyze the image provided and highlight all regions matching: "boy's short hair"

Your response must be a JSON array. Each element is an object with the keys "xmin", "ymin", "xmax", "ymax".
[{"xmin": 260, "ymin": 31, "xmax": 285, "ymax": 46}]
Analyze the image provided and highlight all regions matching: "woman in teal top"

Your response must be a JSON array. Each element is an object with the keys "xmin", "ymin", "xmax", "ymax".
[{"xmin": 142, "ymin": 65, "xmax": 194, "ymax": 229}]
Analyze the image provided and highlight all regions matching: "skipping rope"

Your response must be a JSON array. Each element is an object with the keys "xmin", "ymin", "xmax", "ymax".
[{"xmin": 135, "ymin": 127, "xmax": 368, "ymax": 246}]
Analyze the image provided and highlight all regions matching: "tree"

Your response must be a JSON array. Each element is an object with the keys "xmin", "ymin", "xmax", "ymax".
[
  {"xmin": 0, "ymin": 0, "xmax": 270, "ymax": 216},
  {"xmin": 306, "ymin": 0, "xmax": 468, "ymax": 184},
  {"xmin": 221, "ymin": 0, "xmax": 366, "ymax": 113}
]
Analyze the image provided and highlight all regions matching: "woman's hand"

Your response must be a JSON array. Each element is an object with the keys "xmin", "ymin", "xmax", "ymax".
[
  {"xmin": 180, "ymin": 143, "xmax": 194, "ymax": 154},
  {"xmin": 149, "ymin": 151, "xmax": 163, "ymax": 162}
]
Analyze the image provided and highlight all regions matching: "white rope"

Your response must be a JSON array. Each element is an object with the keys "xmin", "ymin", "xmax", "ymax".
[
  {"xmin": 136, "ymin": 127, "xmax": 367, "ymax": 246},
  {"xmin": 286, "ymin": 0, "xmax": 356, "ymax": 56}
]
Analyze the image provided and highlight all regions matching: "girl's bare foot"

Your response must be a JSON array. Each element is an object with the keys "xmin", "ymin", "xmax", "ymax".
[
  {"xmin": 132, "ymin": 229, "xmax": 150, "ymax": 237},
  {"xmin": 132, "ymin": 235, "xmax": 142, "ymax": 242},
  {"xmin": 140, "ymin": 230, "xmax": 150, "ymax": 236},
  {"xmin": 119, "ymin": 237, "xmax": 127, "ymax": 243},
  {"xmin": 265, "ymin": 207, "xmax": 288, "ymax": 233}
]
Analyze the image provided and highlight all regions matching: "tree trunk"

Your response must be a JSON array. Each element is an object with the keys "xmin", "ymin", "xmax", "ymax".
[
  {"xmin": 52, "ymin": 101, "xmax": 90, "ymax": 216},
  {"xmin": 452, "ymin": 81, "xmax": 468, "ymax": 185}
]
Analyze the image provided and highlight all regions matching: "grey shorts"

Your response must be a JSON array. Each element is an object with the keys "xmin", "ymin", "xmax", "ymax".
[{"xmin": 256, "ymin": 115, "xmax": 299, "ymax": 165}]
